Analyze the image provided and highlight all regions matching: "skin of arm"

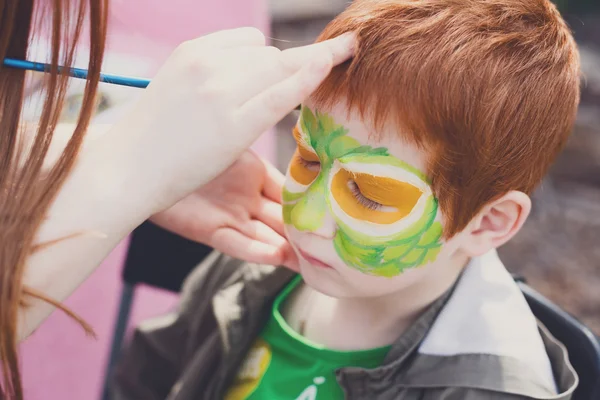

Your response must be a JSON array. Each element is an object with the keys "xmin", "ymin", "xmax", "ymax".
[{"xmin": 19, "ymin": 122, "xmax": 159, "ymax": 339}]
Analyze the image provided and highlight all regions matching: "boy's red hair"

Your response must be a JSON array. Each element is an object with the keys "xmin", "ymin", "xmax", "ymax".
[{"xmin": 312, "ymin": 0, "xmax": 581, "ymax": 238}]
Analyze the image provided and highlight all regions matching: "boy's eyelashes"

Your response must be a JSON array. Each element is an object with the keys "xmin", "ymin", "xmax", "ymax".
[
  {"xmin": 348, "ymin": 180, "xmax": 384, "ymax": 210},
  {"xmin": 297, "ymin": 156, "xmax": 320, "ymax": 171}
]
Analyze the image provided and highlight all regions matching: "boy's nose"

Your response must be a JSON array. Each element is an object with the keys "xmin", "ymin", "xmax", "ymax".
[{"xmin": 290, "ymin": 191, "xmax": 337, "ymax": 239}]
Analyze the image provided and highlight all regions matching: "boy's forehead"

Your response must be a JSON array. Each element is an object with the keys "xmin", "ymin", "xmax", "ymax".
[{"xmin": 300, "ymin": 100, "xmax": 429, "ymax": 173}]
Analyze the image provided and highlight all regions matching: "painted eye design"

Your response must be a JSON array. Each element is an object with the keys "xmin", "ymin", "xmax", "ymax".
[
  {"xmin": 289, "ymin": 125, "xmax": 321, "ymax": 186},
  {"xmin": 289, "ymin": 148, "xmax": 320, "ymax": 185},
  {"xmin": 347, "ymin": 180, "xmax": 383, "ymax": 211},
  {"xmin": 297, "ymin": 155, "xmax": 320, "ymax": 171},
  {"xmin": 331, "ymin": 168, "xmax": 423, "ymax": 225}
]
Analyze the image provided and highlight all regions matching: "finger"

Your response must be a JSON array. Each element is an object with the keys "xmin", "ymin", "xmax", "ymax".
[
  {"xmin": 260, "ymin": 157, "xmax": 285, "ymax": 203},
  {"xmin": 255, "ymin": 199, "xmax": 285, "ymax": 237},
  {"xmin": 280, "ymin": 32, "xmax": 356, "ymax": 70},
  {"xmin": 225, "ymin": 33, "xmax": 355, "ymax": 104},
  {"xmin": 211, "ymin": 227, "xmax": 286, "ymax": 265},
  {"xmin": 209, "ymin": 46, "xmax": 285, "ymax": 101},
  {"xmin": 249, "ymin": 219, "xmax": 287, "ymax": 249},
  {"xmin": 236, "ymin": 57, "xmax": 335, "ymax": 135},
  {"xmin": 282, "ymin": 247, "xmax": 300, "ymax": 272},
  {"xmin": 189, "ymin": 27, "xmax": 266, "ymax": 50},
  {"xmin": 208, "ymin": 45, "xmax": 281, "ymax": 70},
  {"xmin": 246, "ymin": 221, "xmax": 298, "ymax": 270}
]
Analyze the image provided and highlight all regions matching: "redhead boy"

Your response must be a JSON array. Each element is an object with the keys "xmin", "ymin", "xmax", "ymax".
[{"xmin": 112, "ymin": 0, "xmax": 580, "ymax": 399}]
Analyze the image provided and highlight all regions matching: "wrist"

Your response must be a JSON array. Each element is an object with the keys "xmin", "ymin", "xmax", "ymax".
[
  {"xmin": 21, "ymin": 124, "xmax": 159, "ymax": 337},
  {"xmin": 37, "ymin": 126, "xmax": 156, "ymax": 245},
  {"xmin": 102, "ymin": 111, "xmax": 184, "ymax": 216}
]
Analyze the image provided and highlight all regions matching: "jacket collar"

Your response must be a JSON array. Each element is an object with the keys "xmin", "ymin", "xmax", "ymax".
[
  {"xmin": 340, "ymin": 250, "xmax": 577, "ymax": 399},
  {"xmin": 414, "ymin": 251, "xmax": 568, "ymax": 394}
]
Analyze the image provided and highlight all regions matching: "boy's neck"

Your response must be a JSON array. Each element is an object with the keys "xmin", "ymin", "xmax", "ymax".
[{"xmin": 282, "ymin": 253, "xmax": 470, "ymax": 351}]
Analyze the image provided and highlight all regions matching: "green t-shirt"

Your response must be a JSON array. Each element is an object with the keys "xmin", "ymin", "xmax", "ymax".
[{"xmin": 225, "ymin": 276, "xmax": 391, "ymax": 400}]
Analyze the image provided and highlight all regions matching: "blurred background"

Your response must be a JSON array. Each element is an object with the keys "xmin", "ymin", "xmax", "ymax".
[{"xmin": 17, "ymin": 1, "xmax": 600, "ymax": 399}]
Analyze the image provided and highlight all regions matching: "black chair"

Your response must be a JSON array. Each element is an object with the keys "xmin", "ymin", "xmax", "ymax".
[
  {"xmin": 515, "ymin": 276, "xmax": 600, "ymax": 400},
  {"xmin": 100, "ymin": 221, "xmax": 213, "ymax": 400}
]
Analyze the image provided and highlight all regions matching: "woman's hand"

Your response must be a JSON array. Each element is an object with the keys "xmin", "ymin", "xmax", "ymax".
[
  {"xmin": 111, "ymin": 27, "xmax": 355, "ymax": 215},
  {"xmin": 150, "ymin": 151, "xmax": 298, "ymax": 269},
  {"xmin": 22, "ymin": 27, "xmax": 347, "ymax": 337}
]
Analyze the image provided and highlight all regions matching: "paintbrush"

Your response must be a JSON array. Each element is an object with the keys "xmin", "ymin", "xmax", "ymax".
[
  {"xmin": 3, "ymin": 57, "xmax": 151, "ymax": 89},
  {"xmin": 3, "ymin": 57, "xmax": 303, "ymax": 110}
]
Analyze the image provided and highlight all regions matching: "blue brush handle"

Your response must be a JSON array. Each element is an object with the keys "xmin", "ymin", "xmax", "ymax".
[{"xmin": 3, "ymin": 58, "xmax": 151, "ymax": 89}]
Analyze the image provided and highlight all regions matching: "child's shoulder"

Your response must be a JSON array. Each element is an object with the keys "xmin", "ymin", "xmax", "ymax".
[
  {"xmin": 178, "ymin": 251, "xmax": 290, "ymax": 311},
  {"xmin": 401, "ymin": 251, "xmax": 577, "ymax": 399}
]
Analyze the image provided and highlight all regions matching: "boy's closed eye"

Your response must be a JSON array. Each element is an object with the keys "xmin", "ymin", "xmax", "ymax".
[
  {"xmin": 347, "ymin": 180, "xmax": 384, "ymax": 211},
  {"xmin": 290, "ymin": 149, "xmax": 320, "ymax": 185},
  {"xmin": 296, "ymin": 153, "xmax": 320, "ymax": 171},
  {"xmin": 287, "ymin": 121, "xmax": 426, "ymax": 226},
  {"xmin": 331, "ymin": 170, "xmax": 422, "ymax": 224}
]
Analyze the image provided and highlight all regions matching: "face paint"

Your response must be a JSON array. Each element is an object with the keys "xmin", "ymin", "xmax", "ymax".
[
  {"xmin": 289, "ymin": 149, "xmax": 320, "ymax": 186},
  {"xmin": 283, "ymin": 106, "xmax": 443, "ymax": 277},
  {"xmin": 331, "ymin": 170, "xmax": 423, "ymax": 224}
]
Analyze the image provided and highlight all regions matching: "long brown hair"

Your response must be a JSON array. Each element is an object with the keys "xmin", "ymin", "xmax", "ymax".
[{"xmin": 0, "ymin": 0, "xmax": 108, "ymax": 397}]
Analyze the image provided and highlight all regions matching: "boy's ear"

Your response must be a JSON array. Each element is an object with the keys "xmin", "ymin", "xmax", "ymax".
[{"xmin": 460, "ymin": 191, "xmax": 531, "ymax": 257}]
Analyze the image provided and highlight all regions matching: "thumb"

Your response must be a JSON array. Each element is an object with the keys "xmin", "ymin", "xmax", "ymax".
[
  {"xmin": 281, "ymin": 245, "xmax": 300, "ymax": 272},
  {"xmin": 237, "ymin": 33, "xmax": 356, "ymax": 137}
]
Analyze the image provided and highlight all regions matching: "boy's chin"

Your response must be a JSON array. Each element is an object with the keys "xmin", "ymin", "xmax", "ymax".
[
  {"xmin": 297, "ymin": 259, "xmax": 353, "ymax": 298},
  {"xmin": 298, "ymin": 258, "xmax": 433, "ymax": 299}
]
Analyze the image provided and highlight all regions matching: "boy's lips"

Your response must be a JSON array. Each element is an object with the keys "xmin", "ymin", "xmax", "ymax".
[{"xmin": 297, "ymin": 249, "xmax": 332, "ymax": 269}]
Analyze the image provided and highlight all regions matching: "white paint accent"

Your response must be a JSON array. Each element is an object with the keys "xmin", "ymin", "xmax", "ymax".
[
  {"xmin": 338, "ymin": 161, "xmax": 432, "ymax": 194},
  {"xmin": 295, "ymin": 121, "xmax": 314, "ymax": 150},
  {"xmin": 418, "ymin": 251, "xmax": 558, "ymax": 394},
  {"xmin": 327, "ymin": 163, "xmax": 436, "ymax": 238},
  {"xmin": 284, "ymin": 178, "xmax": 309, "ymax": 199}
]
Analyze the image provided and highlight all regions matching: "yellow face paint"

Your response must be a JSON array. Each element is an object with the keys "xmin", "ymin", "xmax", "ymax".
[
  {"xmin": 331, "ymin": 169, "xmax": 423, "ymax": 225},
  {"xmin": 289, "ymin": 126, "xmax": 321, "ymax": 186},
  {"xmin": 289, "ymin": 149, "xmax": 320, "ymax": 186}
]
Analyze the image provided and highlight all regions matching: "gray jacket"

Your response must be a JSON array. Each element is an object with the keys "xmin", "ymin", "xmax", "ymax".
[{"xmin": 111, "ymin": 250, "xmax": 578, "ymax": 400}]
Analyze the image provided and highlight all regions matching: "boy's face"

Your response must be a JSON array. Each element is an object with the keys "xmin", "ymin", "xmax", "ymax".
[{"xmin": 283, "ymin": 101, "xmax": 458, "ymax": 298}]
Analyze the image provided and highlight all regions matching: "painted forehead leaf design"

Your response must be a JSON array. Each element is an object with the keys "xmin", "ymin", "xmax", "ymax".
[{"xmin": 284, "ymin": 105, "xmax": 443, "ymax": 277}]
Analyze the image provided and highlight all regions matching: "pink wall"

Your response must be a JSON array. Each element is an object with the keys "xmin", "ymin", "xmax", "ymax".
[{"xmin": 20, "ymin": 1, "xmax": 272, "ymax": 399}]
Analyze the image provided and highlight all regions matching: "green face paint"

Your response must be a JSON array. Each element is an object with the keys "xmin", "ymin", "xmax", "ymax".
[{"xmin": 283, "ymin": 106, "xmax": 443, "ymax": 277}]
